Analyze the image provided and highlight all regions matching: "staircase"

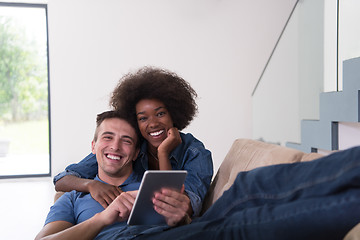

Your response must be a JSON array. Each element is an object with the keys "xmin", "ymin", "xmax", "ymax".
[{"xmin": 286, "ymin": 57, "xmax": 360, "ymax": 153}]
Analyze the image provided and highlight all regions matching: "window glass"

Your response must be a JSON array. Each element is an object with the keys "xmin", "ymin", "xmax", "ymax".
[{"xmin": 0, "ymin": 4, "xmax": 50, "ymax": 178}]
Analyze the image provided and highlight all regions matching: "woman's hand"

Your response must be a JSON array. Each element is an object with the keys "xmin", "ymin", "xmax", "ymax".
[
  {"xmin": 157, "ymin": 127, "xmax": 182, "ymax": 170},
  {"xmin": 158, "ymin": 127, "xmax": 182, "ymax": 157},
  {"xmin": 152, "ymin": 185, "xmax": 192, "ymax": 227},
  {"xmin": 87, "ymin": 180, "xmax": 123, "ymax": 208}
]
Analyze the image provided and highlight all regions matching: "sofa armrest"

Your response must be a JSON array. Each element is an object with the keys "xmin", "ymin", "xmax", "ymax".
[{"xmin": 54, "ymin": 191, "xmax": 65, "ymax": 202}]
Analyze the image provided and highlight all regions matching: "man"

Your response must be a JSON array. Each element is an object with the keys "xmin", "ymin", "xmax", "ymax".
[{"xmin": 35, "ymin": 110, "xmax": 166, "ymax": 239}]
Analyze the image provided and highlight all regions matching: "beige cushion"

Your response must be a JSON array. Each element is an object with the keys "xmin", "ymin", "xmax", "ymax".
[
  {"xmin": 201, "ymin": 138, "xmax": 323, "ymax": 214},
  {"xmin": 344, "ymin": 223, "xmax": 360, "ymax": 240}
]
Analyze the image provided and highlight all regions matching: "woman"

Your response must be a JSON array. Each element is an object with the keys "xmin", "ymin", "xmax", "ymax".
[{"xmin": 54, "ymin": 67, "xmax": 213, "ymax": 225}]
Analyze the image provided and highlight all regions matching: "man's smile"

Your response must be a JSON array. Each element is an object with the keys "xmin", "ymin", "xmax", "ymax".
[{"xmin": 105, "ymin": 153, "xmax": 121, "ymax": 161}]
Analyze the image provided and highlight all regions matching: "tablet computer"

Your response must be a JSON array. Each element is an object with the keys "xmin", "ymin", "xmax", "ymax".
[{"xmin": 127, "ymin": 170, "xmax": 187, "ymax": 225}]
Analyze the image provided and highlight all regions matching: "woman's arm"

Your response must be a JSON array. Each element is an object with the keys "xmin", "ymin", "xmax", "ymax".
[
  {"xmin": 53, "ymin": 154, "xmax": 121, "ymax": 208},
  {"xmin": 177, "ymin": 133, "xmax": 213, "ymax": 216},
  {"xmin": 55, "ymin": 175, "xmax": 122, "ymax": 208},
  {"xmin": 53, "ymin": 153, "xmax": 98, "ymax": 188},
  {"xmin": 150, "ymin": 133, "xmax": 213, "ymax": 226}
]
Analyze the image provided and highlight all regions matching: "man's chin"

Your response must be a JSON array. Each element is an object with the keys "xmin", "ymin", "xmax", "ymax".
[{"xmin": 105, "ymin": 161, "xmax": 131, "ymax": 172}]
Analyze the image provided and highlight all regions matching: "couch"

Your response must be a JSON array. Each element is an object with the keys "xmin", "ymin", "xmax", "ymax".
[
  {"xmin": 200, "ymin": 138, "xmax": 360, "ymax": 240},
  {"xmin": 54, "ymin": 138, "xmax": 360, "ymax": 239}
]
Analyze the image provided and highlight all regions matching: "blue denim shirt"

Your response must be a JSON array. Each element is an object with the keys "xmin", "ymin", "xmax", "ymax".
[{"xmin": 54, "ymin": 132, "xmax": 213, "ymax": 216}]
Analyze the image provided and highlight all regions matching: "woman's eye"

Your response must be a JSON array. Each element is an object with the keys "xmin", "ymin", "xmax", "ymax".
[
  {"xmin": 138, "ymin": 116, "xmax": 147, "ymax": 122},
  {"xmin": 157, "ymin": 112, "xmax": 165, "ymax": 117}
]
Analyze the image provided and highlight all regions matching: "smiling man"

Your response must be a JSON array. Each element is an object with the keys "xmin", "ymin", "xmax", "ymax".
[
  {"xmin": 93, "ymin": 112, "xmax": 139, "ymax": 183},
  {"xmin": 35, "ymin": 110, "xmax": 143, "ymax": 240}
]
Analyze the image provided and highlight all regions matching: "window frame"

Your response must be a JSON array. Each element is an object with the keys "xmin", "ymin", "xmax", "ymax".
[{"xmin": 0, "ymin": 2, "xmax": 51, "ymax": 179}]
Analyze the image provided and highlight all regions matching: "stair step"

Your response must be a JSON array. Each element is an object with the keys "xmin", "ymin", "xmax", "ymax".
[{"xmin": 286, "ymin": 57, "xmax": 360, "ymax": 152}]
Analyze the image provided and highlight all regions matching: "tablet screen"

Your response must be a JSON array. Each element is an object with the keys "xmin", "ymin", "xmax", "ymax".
[{"xmin": 127, "ymin": 170, "xmax": 187, "ymax": 225}]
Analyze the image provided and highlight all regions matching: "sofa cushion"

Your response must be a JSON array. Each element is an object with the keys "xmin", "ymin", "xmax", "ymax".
[
  {"xmin": 344, "ymin": 223, "xmax": 360, "ymax": 240},
  {"xmin": 200, "ymin": 138, "xmax": 323, "ymax": 214}
]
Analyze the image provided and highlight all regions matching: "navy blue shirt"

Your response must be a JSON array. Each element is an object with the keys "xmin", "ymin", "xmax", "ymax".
[{"xmin": 54, "ymin": 132, "xmax": 213, "ymax": 216}]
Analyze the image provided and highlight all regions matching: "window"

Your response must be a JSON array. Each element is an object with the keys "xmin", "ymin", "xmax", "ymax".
[{"xmin": 0, "ymin": 3, "xmax": 50, "ymax": 178}]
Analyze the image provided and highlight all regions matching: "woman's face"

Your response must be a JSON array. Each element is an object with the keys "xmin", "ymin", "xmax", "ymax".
[{"xmin": 136, "ymin": 99, "xmax": 174, "ymax": 149}]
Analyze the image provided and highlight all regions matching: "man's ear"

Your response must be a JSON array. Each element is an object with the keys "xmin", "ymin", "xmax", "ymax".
[
  {"xmin": 133, "ymin": 148, "xmax": 140, "ymax": 161},
  {"xmin": 91, "ymin": 140, "xmax": 96, "ymax": 154}
]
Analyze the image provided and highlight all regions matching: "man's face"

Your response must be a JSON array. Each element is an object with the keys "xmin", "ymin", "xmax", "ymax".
[{"xmin": 92, "ymin": 118, "xmax": 138, "ymax": 178}]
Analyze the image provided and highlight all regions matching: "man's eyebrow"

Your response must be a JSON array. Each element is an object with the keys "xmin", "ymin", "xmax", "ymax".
[
  {"xmin": 101, "ymin": 131, "xmax": 115, "ymax": 136},
  {"xmin": 101, "ymin": 132, "xmax": 136, "ymax": 142}
]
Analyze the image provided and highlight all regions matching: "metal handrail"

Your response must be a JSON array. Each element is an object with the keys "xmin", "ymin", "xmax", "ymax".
[{"xmin": 251, "ymin": 0, "xmax": 300, "ymax": 96}]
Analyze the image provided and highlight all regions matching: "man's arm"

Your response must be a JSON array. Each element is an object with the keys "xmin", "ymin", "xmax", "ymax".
[
  {"xmin": 55, "ymin": 175, "xmax": 122, "ymax": 208},
  {"xmin": 34, "ymin": 218, "xmax": 104, "ymax": 240},
  {"xmin": 35, "ymin": 191, "xmax": 137, "ymax": 240}
]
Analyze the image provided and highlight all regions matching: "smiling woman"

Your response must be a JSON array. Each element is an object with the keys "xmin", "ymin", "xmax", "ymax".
[
  {"xmin": 110, "ymin": 67, "xmax": 200, "ymax": 170},
  {"xmin": 135, "ymin": 98, "xmax": 180, "ymax": 170},
  {"xmin": 0, "ymin": 3, "xmax": 50, "ymax": 178},
  {"xmin": 53, "ymin": 66, "xmax": 213, "ymax": 224}
]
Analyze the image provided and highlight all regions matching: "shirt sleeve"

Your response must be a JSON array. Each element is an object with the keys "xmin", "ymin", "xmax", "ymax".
[
  {"xmin": 180, "ymin": 136, "xmax": 213, "ymax": 217},
  {"xmin": 45, "ymin": 192, "xmax": 76, "ymax": 225},
  {"xmin": 184, "ymin": 189, "xmax": 202, "ymax": 216},
  {"xmin": 53, "ymin": 153, "xmax": 99, "ymax": 185},
  {"xmin": 53, "ymin": 169, "xmax": 82, "ymax": 185}
]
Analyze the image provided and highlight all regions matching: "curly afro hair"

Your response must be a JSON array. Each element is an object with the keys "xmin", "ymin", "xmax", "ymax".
[{"xmin": 110, "ymin": 67, "xmax": 198, "ymax": 131}]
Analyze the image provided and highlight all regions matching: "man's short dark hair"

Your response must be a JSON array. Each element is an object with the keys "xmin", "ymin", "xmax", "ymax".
[{"xmin": 94, "ymin": 110, "xmax": 140, "ymax": 147}]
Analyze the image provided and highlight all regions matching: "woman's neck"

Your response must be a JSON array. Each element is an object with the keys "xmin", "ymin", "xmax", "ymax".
[{"xmin": 147, "ymin": 148, "xmax": 159, "ymax": 170}]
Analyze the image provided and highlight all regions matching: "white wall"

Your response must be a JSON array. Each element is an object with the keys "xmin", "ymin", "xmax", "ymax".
[
  {"xmin": 337, "ymin": 0, "xmax": 360, "ymax": 91},
  {"xmin": 252, "ymin": 8, "xmax": 300, "ymax": 145},
  {"xmin": 252, "ymin": 0, "xmax": 324, "ymax": 146},
  {"xmin": 339, "ymin": 122, "xmax": 360, "ymax": 150},
  {"xmin": 48, "ymin": 0, "xmax": 297, "ymax": 175}
]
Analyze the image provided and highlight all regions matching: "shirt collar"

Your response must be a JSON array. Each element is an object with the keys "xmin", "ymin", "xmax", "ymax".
[
  {"xmin": 138, "ymin": 133, "xmax": 184, "ymax": 167},
  {"xmin": 94, "ymin": 171, "xmax": 142, "ymax": 188}
]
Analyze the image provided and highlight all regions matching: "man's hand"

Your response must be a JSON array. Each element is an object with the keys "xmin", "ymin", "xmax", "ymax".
[
  {"xmin": 87, "ymin": 180, "xmax": 123, "ymax": 208},
  {"xmin": 96, "ymin": 190, "xmax": 138, "ymax": 226},
  {"xmin": 152, "ymin": 185, "xmax": 192, "ymax": 227}
]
